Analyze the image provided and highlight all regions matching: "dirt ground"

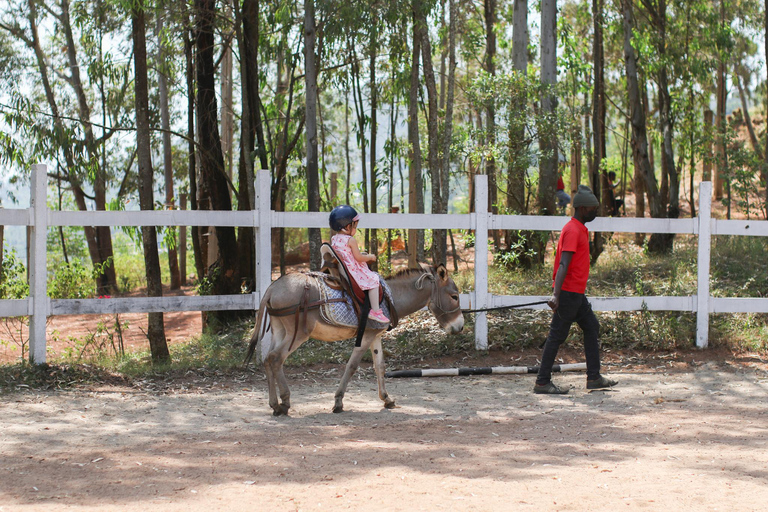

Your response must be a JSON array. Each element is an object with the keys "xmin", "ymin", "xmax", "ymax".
[{"xmin": 2, "ymin": 354, "xmax": 768, "ymax": 511}]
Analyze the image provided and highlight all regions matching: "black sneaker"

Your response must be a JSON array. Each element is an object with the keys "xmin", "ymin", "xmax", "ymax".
[
  {"xmin": 533, "ymin": 382, "xmax": 569, "ymax": 394},
  {"xmin": 586, "ymin": 376, "xmax": 618, "ymax": 389}
]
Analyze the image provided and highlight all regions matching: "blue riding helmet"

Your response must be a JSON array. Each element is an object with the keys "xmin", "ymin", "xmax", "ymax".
[{"xmin": 329, "ymin": 205, "xmax": 360, "ymax": 232}]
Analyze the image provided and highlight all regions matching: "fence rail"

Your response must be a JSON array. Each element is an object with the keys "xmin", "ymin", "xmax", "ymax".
[{"xmin": 2, "ymin": 165, "xmax": 768, "ymax": 364}]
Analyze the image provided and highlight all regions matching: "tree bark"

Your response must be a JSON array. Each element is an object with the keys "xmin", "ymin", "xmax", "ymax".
[
  {"xmin": 646, "ymin": 0, "xmax": 678, "ymax": 253},
  {"xmin": 735, "ymin": 71, "xmax": 763, "ymax": 159},
  {"xmin": 220, "ymin": 0, "xmax": 235, "ymax": 184},
  {"xmin": 623, "ymin": 0, "xmax": 663, "ymax": 221},
  {"xmin": 305, "ymin": 0, "xmax": 321, "ymax": 271},
  {"xmin": 157, "ymin": 13, "xmax": 181, "ymax": 290},
  {"xmin": 416, "ymin": 7, "xmax": 445, "ymax": 265},
  {"xmin": 441, "ymin": 0, "xmax": 457, "ymax": 224},
  {"xmin": 235, "ymin": 0, "xmax": 259, "ymax": 289},
  {"xmin": 408, "ymin": 5, "xmax": 424, "ymax": 266},
  {"xmin": 507, "ymin": 0, "xmax": 528, "ymax": 215},
  {"xmin": 765, "ymin": 0, "xmax": 768, "ymax": 212},
  {"xmin": 131, "ymin": 0, "xmax": 169, "ymax": 363},
  {"xmin": 714, "ymin": 0, "xmax": 726, "ymax": 200},
  {"xmin": 369, "ymin": 21, "xmax": 379, "ymax": 269},
  {"xmin": 592, "ymin": 0, "xmax": 607, "ymax": 263},
  {"xmin": 484, "ymin": 0, "xmax": 499, "ymax": 249},
  {"xmin": 184, "ymin": 32, "xmax": 204, "ymax": 283},
  {"xmin": 196, "ymin": 0, "xmax": 240, "ymax": 308},
  {"xmin": 28, "ymin": 0, "xmax": 118, "ymax": 294},
  {"xmin": 538, "ymin": 0, "xmax": 557, "ymax": 216}
]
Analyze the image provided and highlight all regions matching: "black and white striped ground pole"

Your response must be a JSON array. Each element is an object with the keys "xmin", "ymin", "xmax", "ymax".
[{"xmin": 385, "ymin": 363, "xmax": 586, "ymax": 378}]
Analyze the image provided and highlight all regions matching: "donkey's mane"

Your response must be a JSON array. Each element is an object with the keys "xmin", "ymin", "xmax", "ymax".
[{"xmin": 386, "ymin": 267, "xmax": 431, "ymax": 281}]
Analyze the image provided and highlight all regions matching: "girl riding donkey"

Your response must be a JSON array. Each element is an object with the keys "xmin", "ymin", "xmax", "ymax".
[{"xmin": 329, "ymin": 205, "xmax": 389, "ymax": 324}]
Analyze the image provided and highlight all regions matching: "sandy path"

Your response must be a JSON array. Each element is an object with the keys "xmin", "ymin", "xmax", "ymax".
[{"xmin": 1, "ymin": 364, "xmax": 767, "ymax": 511}]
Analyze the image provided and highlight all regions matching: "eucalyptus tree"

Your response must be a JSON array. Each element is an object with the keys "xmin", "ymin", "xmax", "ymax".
[
  {"xmin": 305, "ymin": 0, "xmax": 321, "ymax": 270},
  {"xmin": 622, "ymin": 0, "xmax": 662, "ymax": 223},
  {"xmin": 0, "ymin": 0, "xmax": 131, "ymax": 294},
  {"xmin": 507, "ymin": 0, "xmax": 528, "ymax": 216},
  {"xmin": 538, "ymin": 0, "xmax": 557, "ymax": 216},
  {"xmin": 195, "ymin": 0, "xmax": 240, "ymax": 304},
  {"xmin": 130, "ymin": 0, "xmax": 169, "ymax": 362},
  {"xmin": 484, "ymin": 0, "xmax": 499, "ymax": 249},
  {"xmin": 408, "ymin": 0, "xmax": 425, "ymax": 266},
  {"xmin": 156, "ymin": 5, "xmax": 181, "ymax": 290}
]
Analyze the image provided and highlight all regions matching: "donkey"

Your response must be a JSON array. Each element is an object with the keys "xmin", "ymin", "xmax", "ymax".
[{"xmin": 245, "ymin": 264, "xmax": 464, "ymax": 416}]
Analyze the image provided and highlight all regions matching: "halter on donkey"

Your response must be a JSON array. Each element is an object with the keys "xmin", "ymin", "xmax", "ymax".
[{"xmin": 245, "ymin": 253, "xmax": 464, "ymax": 416}]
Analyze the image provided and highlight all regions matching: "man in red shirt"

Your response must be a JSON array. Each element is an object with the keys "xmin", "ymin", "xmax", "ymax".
[{"xmin": 534, "ymin": 185, "xmax": 618, "ymax": 394}]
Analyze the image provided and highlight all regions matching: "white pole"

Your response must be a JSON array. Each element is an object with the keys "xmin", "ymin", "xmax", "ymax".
[
  {"xmin": 29, "ymin": 164, "xmax": 48, "ymax": 364},
  {"xmin": 255, "ymin": 170, "xmax": 272, "ymax": 361},
  {"xmin": 696, "ymin": 181, "xmax": 712, "ymax": 348},
  {"xmin": 474, "ymin": 174, "xmax": 489, "ymax": 350},
  {"xmin": 255, "ymin": 169, "xmax": 272, "ymax": 302}
]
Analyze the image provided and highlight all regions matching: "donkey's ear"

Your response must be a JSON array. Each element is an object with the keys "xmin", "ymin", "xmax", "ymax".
[{"xmin": 436, "ymin": 264, "xmax": 449, "ymax": 282}]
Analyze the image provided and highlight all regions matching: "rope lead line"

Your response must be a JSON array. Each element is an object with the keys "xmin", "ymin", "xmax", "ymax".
[{"xmin": 462, "ymin": 300, "xmax": 549, "ymax": 314}]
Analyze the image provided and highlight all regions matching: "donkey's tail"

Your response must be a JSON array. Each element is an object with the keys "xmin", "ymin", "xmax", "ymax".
[{"xmin": 245, "ymin": 288, "xmax": 272, "ymax": 366}]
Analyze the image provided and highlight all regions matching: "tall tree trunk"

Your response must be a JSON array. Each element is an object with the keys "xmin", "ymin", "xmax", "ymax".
[
  {"xmin": 509, "ymin": 0, "xmax": 528, "ymax": 216},
  {"xmin": 714, "ymin": 0, "xmax": 726, "ymax": 200},
  {"xmin": 441, "ymin": 0, "xmax": 456, "ymax": 220},
  {"xmin": 220, "ymin": 0, "xmax": 235, "ymax": 184},
  {"xmin": 24, "ymin": 0, "xmax": 99, "ymax": 288},
  {"xmin": 344, "ymin": 72, "xmax": 352, "ymax": 205},
  {"xmin": 305, "ymin": 0, "xmax": 321, "ymax": 271},
  {"xmin": 538, "ymin": 0, "xmax": 557, "ymax": 216},
  {"xmin": 196, "ymin": 0, "xmax": 240, "ymax": 308},
  {"xmin": 765, "ymin": 0, "xmax": 768, "ymax": 213},
  {"xmin": 735, "ymin": 71, "xmax": 763, "ymax": 159},
  {"xmin": 60, "ymin": 0, "xmax": 118, "ymax": 294},
  {"xmin": 649, "ymin": 0, "xmax": 679, "ymax": 253},
  {"xmin": 416, "ymin": 8, "xmax": 444, "ymax": 265},
  {"xmin": 484, "ymin": 0, "xmax": 499, "ymax": 249},
  {"xmin": 623, "ymin": 0, "xmax": 663, "ymax": 221},
  {"xmin": 157, "ymin": 13, "xmax": 181, "ymax": 290},
  {"xmin": 184, "ymin": 33, "xmax": 204, "ymax": 282},
  {"xmin": 369, "ymin": 22, "xmax": 379, "ymax": 269},
  {"xmin": 505, "ymin": 0, "xmax": 530, "ymax": 260},
  {"xmin": 351, "ymin": 47, "xmax": 369, "ymax": 227},
  {"xmin": 408, "ymin": 5, "xmax": 424, "ymax": 266},
  {"xmin": 131, "ymin": 0, "xmax": 169, "ymax": 363},
  {"xmin": 592, "ymin": 0, "xmax": 607, "ymax": 263},
  {"xmin": 235, "ymin": 0, "xmax": 259, "ymax": 289},
  {"xmin": 507, "ymin": 0, "xmax": 528, "ymax": 216}
]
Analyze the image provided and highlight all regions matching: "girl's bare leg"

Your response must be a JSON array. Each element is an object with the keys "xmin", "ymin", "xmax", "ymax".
[{"xmin": 368, "ymin": 287, "xmax": 381, "ymax": 311}]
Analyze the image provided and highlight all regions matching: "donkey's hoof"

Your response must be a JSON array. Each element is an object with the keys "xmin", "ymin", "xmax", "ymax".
[
  {"xmin": 272, "ymin": 405, "xmax": 290, "ymax": 416},
  {"xmin": 384, "ymin": 400, "xmax": 396, "ymax": 409},
  {"xmin": 332, "ymin": 404, "xmax": 344, "ymax": 413}
]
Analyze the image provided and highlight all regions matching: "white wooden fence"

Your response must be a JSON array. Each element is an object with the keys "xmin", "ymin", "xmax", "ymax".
[{"xmin": 1, "ymin": 164, "xmax": 768, "ymax": 364}]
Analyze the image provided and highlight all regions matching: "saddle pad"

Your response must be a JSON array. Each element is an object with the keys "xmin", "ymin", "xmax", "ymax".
[{"xmin": 313, "ymin": 273, "xmax": 393, "ymax": 330}]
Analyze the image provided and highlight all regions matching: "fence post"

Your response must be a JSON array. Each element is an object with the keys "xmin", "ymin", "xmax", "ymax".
[
  {"xmin": 29, "ymin": 164, "xmax": 48, "ymax": 364},
  {"xmin": 255, "ymin": 169, "xmax": 273, "ymax": 361},
  {"xmin": 696, "ymin": 181, "xmax": 712, "ymax": 348},
  {"xmin": 474, "ymin": 174, "xmax": 489, "ymax": 350},
  {"xmin": 255, "ymin": 170, "xmax": 272, "ymax": 302},
  {"xmin": 179, "ymin": 193, "xmax": 187, "ymax": 286}
]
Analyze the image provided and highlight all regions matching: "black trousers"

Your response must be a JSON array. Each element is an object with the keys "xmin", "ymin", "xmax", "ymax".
[{"xmin": 536, "ymin": 290, "xmax": 601, "ymax": 385}]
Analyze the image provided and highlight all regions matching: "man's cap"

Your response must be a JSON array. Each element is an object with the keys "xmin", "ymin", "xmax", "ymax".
[{"xmin": 572, "ymin": 185, "xmax": 599, "ymax": 208}]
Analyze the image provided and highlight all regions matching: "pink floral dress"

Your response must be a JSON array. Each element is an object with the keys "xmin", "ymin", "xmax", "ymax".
[{"xmin": 331, "ymin": 234, "xmax": 380, "ymax": 291}]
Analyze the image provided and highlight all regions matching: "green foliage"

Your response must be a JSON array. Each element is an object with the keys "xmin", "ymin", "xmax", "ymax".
[
  {"xmin": 0, "ymin": 249, "xmax": 29, "ymax": 299},
  {"xmin": 48, "ymin": 257, "xmax": 112, "ymax": 299}
]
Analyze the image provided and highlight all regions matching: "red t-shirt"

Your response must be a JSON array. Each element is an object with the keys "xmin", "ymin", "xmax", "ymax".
[
  {"xmin": 557, "ymin": 176, "xmax": 565, "ymax": 191},
  {"xmin": 552, "ymin": 218, "xmax": 590, "ymax": 294}
]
